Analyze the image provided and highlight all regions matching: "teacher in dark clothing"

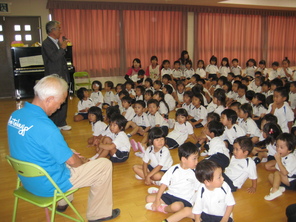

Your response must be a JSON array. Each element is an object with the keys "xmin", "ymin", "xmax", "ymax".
[{"xmin": 42, "ymin": 20, "xmax": 71, "ymax": 131}]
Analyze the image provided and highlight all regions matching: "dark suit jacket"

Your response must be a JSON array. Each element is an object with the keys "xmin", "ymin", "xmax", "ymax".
[{"xmin": 42, "ymin": 37, "xmax": 69, "ymax": 83}]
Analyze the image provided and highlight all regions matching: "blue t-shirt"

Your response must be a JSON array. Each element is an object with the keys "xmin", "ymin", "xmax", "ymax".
[{"xmin": 7, "ymin": 102, "xmax": 73, "ymax": 197}]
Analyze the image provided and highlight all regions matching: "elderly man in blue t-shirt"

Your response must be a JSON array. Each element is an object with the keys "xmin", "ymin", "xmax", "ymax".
[{"xmin": 7, "ymin": 75, "xmax": 120, "ymax": 222}]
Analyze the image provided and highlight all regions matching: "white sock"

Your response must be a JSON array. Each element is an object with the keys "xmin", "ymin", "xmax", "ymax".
[{"xmin": 89, "ymin": 153, "xmax": 99, "ymax": 161}]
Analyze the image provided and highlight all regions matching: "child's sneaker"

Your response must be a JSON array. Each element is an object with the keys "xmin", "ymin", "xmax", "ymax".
[
  {"xmin": 135, "ymin": 174, "xmax": 143, "ymax": 180},
  {"xmin": 127, "ymin": 133, "xmax": 132, "ymax": 138},
  {"xmin": 148, "ymin": 187, "xmax": 159, "ymax": 194},
  {"xmin": 137, "ymin": 142, "xmax": 145, "ymax": 153},
  {"xmin": 134, "ymin": 152, "xmax": 144, "ymax": 158},
  {"xmin": 252, "ymin": 156, "xmax": 261, "ymax": 165},
  {"xmin": 261, "ymin": 157, "xmax": 267, "ymax": 163},
  {"xmin": 130, "ymin": 139, "xmax": 138, "ymax": 152},
  {"xmin": 200, "ymin": 150, "xmax": 208, "ymax": 157},
  {"xmin": 88, "ymin": 153, "xmax": 99, "ymax": 161},
  {"xmin": 152, "ymin": 180, "xmax": 161, "ymax": 186},
  {"xmin": 157, "ymin": 204, "xmax": 168, "ymax": 214},
  {"xmin": 270, "ymin": 186, "xmax": 286, "ymax": 193},
  {"xmin": 264, "ymin": 189, "xmax": 283, "ymax": 201}
]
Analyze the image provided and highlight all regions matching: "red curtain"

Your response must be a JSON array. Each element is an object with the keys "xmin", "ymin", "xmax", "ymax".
[
  {"xmin": 122, "ymin": 10, "xmax": 186, "ymax": 69},
  {"xmin": 195, "ymin": 13, "xmax": 262, "ymax": 69},
  {"xmin": 53, "ymin": 9, "xmax": 120, "ymax": 77},
  {"xmin": 266, "ymin": 16, "xmax": 296, "ymax": 67}
]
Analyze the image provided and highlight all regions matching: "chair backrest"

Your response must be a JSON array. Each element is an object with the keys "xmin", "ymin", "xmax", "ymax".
[
  {"xmin": 6, "ymin": 155, "xmax": 62, "ymax": 193},
  {"xmin": 73, "ymin": 72, "xmax": 90, "ymax": 79}
]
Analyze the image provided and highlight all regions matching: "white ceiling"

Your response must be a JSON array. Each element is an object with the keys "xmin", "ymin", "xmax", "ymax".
[{"xmin": 63, "ymin": 0, "xmax": 296, "ymax": 10}]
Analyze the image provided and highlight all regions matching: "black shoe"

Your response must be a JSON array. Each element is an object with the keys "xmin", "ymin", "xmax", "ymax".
[
  {"xmin": 56, "ymin": 204, "xmax": 69, "ymax": 212},
  {"xmin": 88, "ymin": 208, "xmax": 120, "ymax": 222}
]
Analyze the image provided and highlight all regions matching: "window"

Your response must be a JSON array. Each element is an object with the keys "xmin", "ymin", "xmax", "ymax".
[
  {"xmin": 24, "ymin": 25, "xmax": 31, "ymax": 31},
  {"xmin": 0, "ymin": 35, "xmax": 3, "ymax": 41},
  {"xmin": 14, "ymin": 25, "xmax": 21, "ymax": 31},
  {"xmin": 25, "ymin": 34, "xmax": 32, "ymax": 41},
  {"xmin": 15, "ymin": 34, "xmax": 22, "ymax": 41}
]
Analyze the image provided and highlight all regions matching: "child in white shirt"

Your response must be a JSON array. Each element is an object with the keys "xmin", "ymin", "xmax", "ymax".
[
  {"xmin": 183, "ymin": 61, "xmax": 195, "ymax": 81},
  {"xmin": 166, "ymin": 108, "xmax": 197, "ymax": 149},
  {"xmin": 223, "ymin": 136, "xmax": 257, "ymax": 193},
  {"xmin": 268, "ymin": 61, "xmax": 279, "ymax": 81},
  {"xmin": 87, "ymin": 106, "xmax": 107, "ymax": 146},
  {"xmin": 264, "ymin": 133, "xmax": 296, "ymax": 200},
  {"xmin": 238, "ymin": 103, "xmax": 261, "ymax": 144},
  {"xmin": 125, "ymin": 81, "xmax": 136, "ymax": 99},
  {"xmin": 175, "ymin": 81, "xmax": 185, "ymax": 108},
  {"xmin": 236, "ymin": 84, "xmax": 249, "ymax": 104},
  {"xmin": 251, "ymin": 93, "xmax": 267, "ymax": 120},
  {"xmin": 153, "ymin": 91, "xmax": 169, "ymax": 119},
  {"xmin": 182, "ymin": 91, "xmax": 194, "ymax": 113},
  {"xmin": 220, "ymin": 109, "xmax": 246, "ymax": 153},
  {"xmin": 206, "ymin": 55, "xmax": 219, "ymax": 79},
  {"xmin": 244, "ymin": 59, "xmax": 257, "ymax": 78},
  {"xmin": 133, "ymin": 127, "xmax": 173, "ymax": 185},
  {"xmin": 163, "ymin": 85, "xmax": 176, "ymax": 111},
  {"xmin": 97, "ymin": 114, "xmax": 130, "ymax": 162},
  {"xmin": 135, "ymin": 85, "xmax": 145, "ymax": 101},
  {"xmin": 267, "ymin": 87, "xmax": 294, "ymax": 133},
  {"xmin": 289, "ymin": 81, "xmax": 296, "ymax": 115},
  {"xmin": 189, "ymin": 93, "xmax": 208, "ymax": 128},
  {"xmin": 219, "ymin": 57, "xmax": 231, "ymax": 77},
  {"xmin": 103, "ymin": 81, "xmax": 115, "ymax": 108},
  {"xmin": 121, "ymin": 96, "xmax": 135, "ymax": 121},
  {"xmin": 125, "ymin": 100, "xmax": 151, "ymax": 137},
  {"xmin": 231, "ymin": 58, "xmax": 242, "ymax": 76},
  {"xmin": 195, "ymin": 60, "xmax": 206, "ymax": 79},
  {"xmin": 145, "ymin": 142, "xmax": 200, "ymax": 214},
  {"xmin": 74, "ymin": 87, "xmax": 94, "ymax": 122},
  {"xmin": 90, "ymin": 80, "xmax": 103, "ymax": 108},
  {"xmin": 161, "ymin": 60, "xmax": 172, "ymax": 77}
]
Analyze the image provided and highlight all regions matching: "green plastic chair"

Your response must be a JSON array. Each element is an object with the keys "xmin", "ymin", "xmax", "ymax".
[
  {"xmin": 6, "ymin": 155, "xmax": 84, "ymax": 222},
  {"xmin": 73, "ymin": 72, "xmax": 91, "ymax": 93}
]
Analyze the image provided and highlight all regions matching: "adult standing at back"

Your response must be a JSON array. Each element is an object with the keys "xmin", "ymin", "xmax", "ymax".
[
  {"xmin": 7, "ymin": 75, "xmax": 120, "ymax": 222},
  {"xmin": 42, "ymin": 20, "xmax": 71, "ymax": 131}
]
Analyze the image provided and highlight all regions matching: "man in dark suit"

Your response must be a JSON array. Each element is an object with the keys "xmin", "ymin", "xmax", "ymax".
[{"xmin": 42, "ymin": 21, "xmax": 71, "ymax": 130}]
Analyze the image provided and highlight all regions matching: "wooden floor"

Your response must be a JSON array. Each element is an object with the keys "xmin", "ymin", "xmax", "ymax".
[{"xmin": 0, "ymin": 96, "xmax": 295, "ymax": 222}]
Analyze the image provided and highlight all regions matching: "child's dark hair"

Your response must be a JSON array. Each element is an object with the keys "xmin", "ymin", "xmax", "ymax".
[
  {"xmin": 259, "ymin": 60, "xmax": 266, "ymax": 66},
  {"xmin": 274, "ymin": 86, "xmax": 288, "ymax": 99},
  {"xmin": 147, "ymin": 99, "xmax": 159, "ymax": 107},
  {"xmin": 282, "ymin": 57, "xmax": 290, "ymax": 65},
  {"xmin": 77, "ymin": 87, "xmax": 88, "ymax": 101},
  {"xmin": 148, "ymin": 127, "xmax": 165, "ymax": 146},
  {"xmin": 223, "ymin": 81, "xmax": 232, "ymax": 93},
  {"xmin": 290, "ymin": 81, "xmax": 296, "ymax": 88},
  {"xmin": 193, "ymin": 93, "xmax": 204, "ymax": 106},
  {"xmin": 106, "ymin": 105, "xmax": 120, "ymax": 121},
  {"xmin": 211, "ymin": 76, "xmax": 218, "ymax": 82},
  {"xmin": 125, "ymin": 80, "xmax": 135, "ymax": 89},
  {"xmin": 235, "ymin": 75, "xmax": 243, "ymax": 81},
  {"xmin": 118, "ymin": 90, "xmax": 129, "ymax": 98},
  {"xmin": 228, "ymin": 72, "xmax": 235, "ymax": 78},
  {"xmin": 197, "ymin": 59, "xmax": 205, "ymax": 69},
  {"xmin": 263, "ymin": 123, "xmax": 282, "ymax": 146},
  {"xmin": 246, "ymin": 90, "xmax": 255, "ymax": 101},
  {"xmin": 230, "ymin": 101, "xmax": 241, "ymax": 109},
  {"xmin": 233, "ymin": 136, "xmax": 253, "ymax": 154},
  {"xmin": 195, "ymin": 159, "xmax": 221, "ymax": 183},
  {"xmin": 207, "ymin": 121, "xmax": 225, "ymax": 137},
  {"xmin": 197, "ymin": 78, "xmax": 206, "ymax": 84},
  {"xmin": 144, "ymin": 78, "xmax": 153, "ymax": 87},
  {"xmin": 213, "ymin": 88, "xmax": 226, "ymax": 106},
  {"xmin": 115, "ymin": 83, "xmax": 125, "ymax": 91},
  {"xmin": 272, "ymin": 61, "xmax": 279, "ymax": 67},
  {"xmin": 253, "ymin": 93, "xmax": 266, "ymax": 108},
  {"xmin": 164, "ymin": 84, "xmax": 173, "ymax": 94},
  {"xmin": 176, "ymin": 81, "xmax": 185, "ymax": 88},
  {"xmin": 138, "ymin": 69, "xmax": 145, "ymax": 76},
  {"xmin": 192, "ymin": 74, "xmax": 201, "ymax": 81},
  {"xmin": 270, "ymin": 78, "xmax": 283, "ymax": 88},
  {"xmin": 110, "ymin": 114, "xmax": 127, "ymax": 131},
  {"xmin": 262, "ymin": 113, "xmax": 278, "ymax": 124},
  {"xmin": 239, "ymin": 103, "xmax": 253, "ymax": 118},
  {"xmin": 92, "ymin": 80, "xmax": 102, "ymax": 91},
  {"xmin": 121, "ymin": 96, "xmax": 133, "ymax": 104},
  {"xmin": 221, "ymin": 57, "xmax": 230, "ymax": 67},
  {"xmin": 105, "ymin": 81, "xmax": 114, "ymax": 89},
  {"xmin": 192, "ymin": 84, "xmax": 205, "ymax": 97},
  {"xmin": 276, "ymin": 133, "xmax": 296, "ymax": 152},
  {"xmin": 232, "ymin": 58, "xmax": 239, "ymax": 63},
  {"xmin": 184, "ymin": 90, "xmax": 193, "ymax": 99},
  {"xmin": 174, "ymin": 60, "xmax": 181, "ymax": 66},
  {"xmin": 134, "ymin": 100, "xmax": 146, "ymax": 108},
  {"xmin": 221, "ymin": 109, "xmax": 238, "ymax": 124},
  {"xmin": 185, "ymin": 60, "xmax": 193, "ymax": 67},
  {"xmin": 255, "ymin": 71, "xmax": 262, "ymax": 77},
  {"xmin": 178, "ymin": 142, "xmax": 198, "ymax": 160},
  {"xmin": 145, "ymin": 90, "xmax": 154, "ymax": 98},
  {"xmin": 150, "ymin": 55, "xmax": 158, "ymax": 62},
  {"xmin": 242, "ymin": 77, "xmax": 249, "ymax": 84},
  {"xmin": 218, "ymin": 76, "xmax": 228, "ymax": 85},
  {"xmin": 176, "ymin": 108, "xmax": 188, "ymax": 118},
  {"xmin": 238, "ymin": 84, "xmax": 247, "ymax": 93},
  {"xmin": 162, "ymin": 74, "xmax": 172, "ymax": 81},
  {"xmin": 136, "ymin": 85, "xmax": 145, "ymax": 95},
  {"xmin": 180, "ymin": 50, "xmax": 190, "ymax": 64},
  {"xmin": 233, "ymin": 80, "xmax": 242, "ymax": 88},
  {"xmin": 209, "ymin": 55, "xmax": 217, "ymax": 64},
  {"xmin": 154, "ymin": 91, "xmax": 169, "ymax": 112},
  {"xmin": 162, "ymin": 59, "xmax": 170, "ymax": 66},
  {"xmin": 132, "ymin": 58, "xmax": 141, "ymax": 68},
  {"xmin": 154, "ymin": 80, "xmax": 162, "ymax": 88},
  {"xmin": 88, "ymin": 106, "xmax": 103, "ymax": 122},
  {"xmin": 207, "ymin": 112, "xmax": 220, "ymax": 122},
  {"xmin": 266, "ymin": 95, "xmax": 274, "ymax": 107},
  {"xmin": 246, "ymin": 58, "xmax": 257, "ymax": 67},
  {"xmin": 262, "ymin": 81, "xmax": 271, "ymax": 88}
]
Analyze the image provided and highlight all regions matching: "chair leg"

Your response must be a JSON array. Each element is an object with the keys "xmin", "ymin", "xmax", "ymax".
[
  {"xmin": 45, "ymin": 208, "xmax": 51, "ymax": 222},
  {"xmin": 12, "ymin": 196, "xmax": 18, "ymax": 222}
]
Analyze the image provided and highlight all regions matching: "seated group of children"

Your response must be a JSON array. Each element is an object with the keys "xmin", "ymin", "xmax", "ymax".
[{"xmin": 72, "ymin": 60, "xmax": 296, "ymax": 221}]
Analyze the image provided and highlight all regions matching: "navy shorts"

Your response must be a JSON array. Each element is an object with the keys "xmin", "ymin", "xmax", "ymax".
[
  {"xmin": 77, "ymin": 112, "xmax": 88, "ymax": 119},
  {"xmin": 148, "ymin": 164, "xmax": 167, "ymax": 173},
  {"xmin": 110, "ymin": 150, "xmax": 129, "ymax": 163},
  {"xmin": 281, "ymin": 179, "xmax": 296, "ymax": 191},
  {"xmin": 267, "ymin": 155, "xmax": 275, "ymax": 161},
  {"xmin": 166, "ymin": 137, "xmax": 179, "ymax": 149},
  {"xmin": 189, "ymin": 119, "xmax": 203, "ymax": 128},
  {"xmin": 201, "ymin": 212, "xmax": 233, "ymax": 222},
  {"xmin": 161, "ymin": 193, "xmax": 192, "ymax": 207}
]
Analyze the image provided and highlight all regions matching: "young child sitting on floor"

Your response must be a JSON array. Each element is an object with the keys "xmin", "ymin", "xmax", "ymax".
[
  {"xmin": 125, "ymin": 100, "xmax": 151, "ymax": 137},
  {"xmin": 121, "ymin": 96, "xmax": 135, "ymax": 121},
  {"xmin": 74, "ymin": 87, "xmax": 94, "ymax": 122},
  {"xmin": 264, "ymin": 133, "xmax": 296, "ymax": 201},
  {"xmin": 97, "ymin": 114, "xmax": 131, "ymax": 162},
  {"xmin": 133, "ymin": 127, "xmax": 173, "ymax": 186},
  {"xmin": 166, "ymin": 108, "xmax": 197, "ymax": 149},
  {"xmin": 204, "ymin": 120, "xmax": 230, "ymax": 170},
  {"xmin": 145, "ymin": 142, "xmax": 200, "ymax": 215},
  {"xmin": 223, "ymin": 136, "xmax": 257, "ymax": 193},
  {"xmin": 188, "ymin": 93, "xmax": 208, "ymax": 128}
]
